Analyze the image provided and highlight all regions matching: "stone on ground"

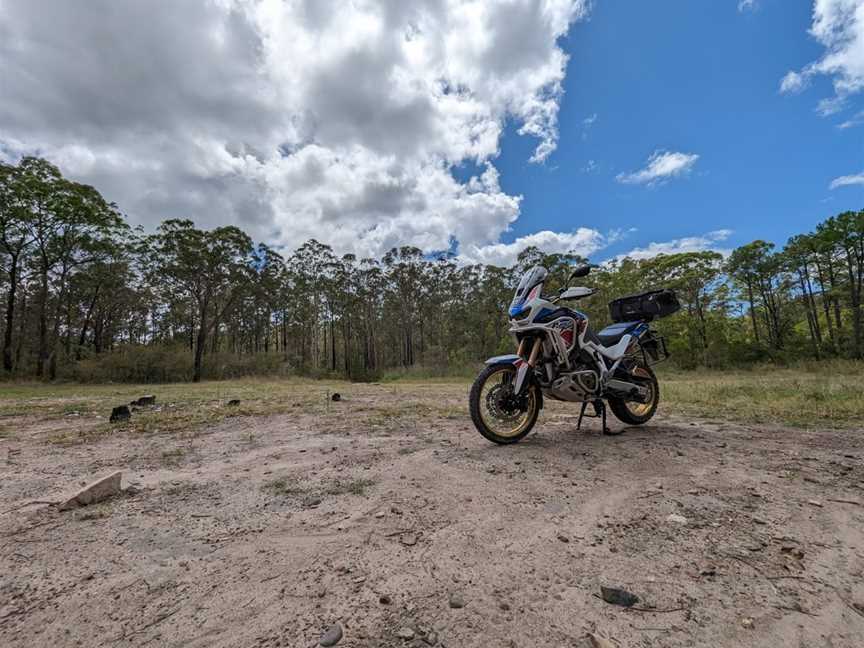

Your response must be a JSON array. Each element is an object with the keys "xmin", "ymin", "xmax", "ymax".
[
  {"xmin": 319, "ymin": 622, "xmax": 343, "ymax": 646},
  {"xmin": 109, "ymin": 405, "xmax": 131, "ymax": 422},
  {"xmin": 59, "ymin": 471, "xmax": 123, "ymax": 511}
]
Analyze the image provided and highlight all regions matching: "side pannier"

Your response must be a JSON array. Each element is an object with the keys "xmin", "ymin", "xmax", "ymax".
[{"xmin": 608, "ymin": 289, "xmax": 681, "ymax": 323}]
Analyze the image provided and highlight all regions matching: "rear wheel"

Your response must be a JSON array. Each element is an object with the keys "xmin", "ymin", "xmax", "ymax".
[
  {"xmin": 608, "ymin": 366, "xmax": 659, "ymax": 425},
  {"xmin": 469, "ymin": 364, "xmax": 540, "ymax": 444}
]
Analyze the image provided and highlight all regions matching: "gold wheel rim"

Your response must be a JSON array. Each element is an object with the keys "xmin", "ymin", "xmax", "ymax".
[
  {"xmin": 626, "ymin": 379, "xmax": 655, "ymax": 417},
  {"xmin": 479, "ymin": 366, "xmax": 536, "ymax": 438}
]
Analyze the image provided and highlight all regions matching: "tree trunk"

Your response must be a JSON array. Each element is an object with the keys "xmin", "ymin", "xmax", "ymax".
[
  {"xmin": 77, "ymin": 285, "xmax": 101, "ymax": 357},
  {"xmin": 813, "ymin": 259, "xmax": 836, "ymax": 349},
  {"xmin": 37, "ymin": 268, "xmax": 49, "ymax": 378},
  {"xmin": 746, "ymin": 279, "xmax": 759, "ymax": 343},
  {"xmin": 3, "ymin": 253, "xmax": 19, "ymax": 372},
  {"xmin": 193, "ymin": 309, "xmax": 207, "ymax": 383}
]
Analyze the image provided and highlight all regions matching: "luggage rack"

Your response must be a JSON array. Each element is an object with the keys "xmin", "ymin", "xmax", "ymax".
[{"xmin": 639, "ymin": 330, "xmax": 670, "ymax": 365}]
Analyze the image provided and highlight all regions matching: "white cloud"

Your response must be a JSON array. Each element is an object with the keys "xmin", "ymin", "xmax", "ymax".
[
  {"xmin": 829, "ymin": 171, "xmax": 864, "ymax": 189},
  {"xmin": 780, "ymin": 70, "xmax": 808, "ymax": 94},
  {"xmin": 738, "ymin": 0, "xmax": 758, "ymax": 13},
  {"xmin": 616, "ymin": 150, "xmax": 700, "ymax": 187},
  {"xmin": 780, "ymin": 1, "xmax": 864, "ymax": 113},
  {"xmin": 459, "ymin": 228, "xmax": 607, "ymax": 267},
  {"xmin": 0, "ymin": 0, "xmax": 590, "ymax": 259},
  {"xmin": 615, "ymin": 229, "xmax": 733, "ymax": 261},
  {"xmin": 838, "ymin": 109, "xmax": 864, "ymax": 128}
]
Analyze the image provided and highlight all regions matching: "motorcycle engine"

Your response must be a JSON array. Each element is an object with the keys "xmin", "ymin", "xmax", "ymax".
[{"xmin": 546, "ymin": 361, "xmax": 599, "ymax": 402}]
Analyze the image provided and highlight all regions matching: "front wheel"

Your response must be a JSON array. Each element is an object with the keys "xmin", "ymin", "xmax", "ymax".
[
  {"xmin": 469, "ymin": 364, "xmax": 540, "ymax": 444},
  {"xmin": 608, "ymin": 366, "xmax": 659, "ymax": 425}
]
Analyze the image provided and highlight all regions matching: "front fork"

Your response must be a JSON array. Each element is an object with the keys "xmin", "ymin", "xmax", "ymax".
[{"xmin": 513, "ymin": 338, "xmax": 542, "ymax": 395}]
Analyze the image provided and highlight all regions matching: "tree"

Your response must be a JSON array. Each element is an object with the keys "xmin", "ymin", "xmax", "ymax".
[
  {"xmin": 147, "ymin": 220, "xmax": 253, "ymax": 382},
  {"xmin": 822, "ymin": 210, "xmax": 864, "ymax": 358}
]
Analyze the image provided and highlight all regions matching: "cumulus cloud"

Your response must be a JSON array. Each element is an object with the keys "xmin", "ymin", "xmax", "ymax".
[
  {"xmin": 615, "ymin": 229, "xmax": 733, "ymax": 261},
  {"xmin": 0, "ymin": 0, "xmax": 589, "ymax": 259},
  {"xmin": 459, "ymin": 227, "xmax": 608, "ymax": 267},
  {"xmin": 829, "ymin": 171, "xmax": 864, "ymax": 189},
  {"xmin": 616, "ymin": 150, "xmax": 700, "ymax": 187},
  {"xmin": 780, "ymin": 1, "xmax": 864, "ymax": 114}
]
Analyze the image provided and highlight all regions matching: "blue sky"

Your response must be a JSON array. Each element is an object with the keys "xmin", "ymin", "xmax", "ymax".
[
  {"xmin": 492, "ymin": 0, "xmax": 864, "ymax": 262},
  {"xmin": 2, "ymin": 1, "xmax": 862, "ymax": 265}
]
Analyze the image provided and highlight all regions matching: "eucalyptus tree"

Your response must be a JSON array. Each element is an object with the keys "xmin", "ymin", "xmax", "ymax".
[
  {"xmin": 1, "ymin": 158, "xmax": 126, "ymax": 378},
  {"xmin": 822, "ymin": 210, "xmax": 864, "ymax": 358},
  {"xmin": 147, "ymin": 219, "xmax": 254, "ymax": 382},
  {"xmin": 640, "ymin": 252, "xmax": 724, "ymax": 365},
  {"xmin": 0, "ymin": 158, "xmax": 37, "ymax": 371}
]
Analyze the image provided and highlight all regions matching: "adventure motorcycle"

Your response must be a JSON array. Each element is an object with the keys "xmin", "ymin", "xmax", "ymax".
[{"xmin": 469, "ymin": 263, "xmax": 680, "ymax": 444}]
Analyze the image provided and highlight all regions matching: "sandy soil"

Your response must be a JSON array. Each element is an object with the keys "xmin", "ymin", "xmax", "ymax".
[{"xmin": 1, "ymin": 382, "xmax": 863, "ymax": 648}]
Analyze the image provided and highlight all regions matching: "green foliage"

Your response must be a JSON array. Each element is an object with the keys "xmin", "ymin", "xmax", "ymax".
[{"xmin": 0, "ymin": 157, "xmax": 862, "ymax": 381}]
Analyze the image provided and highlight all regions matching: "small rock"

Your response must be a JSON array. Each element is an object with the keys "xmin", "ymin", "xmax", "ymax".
[
  {"xmin": 303, "ymin": 496, "xmax": 323, "ymax": 508},
  {"xmin": 331, "ymin": 393, "xmax": 341, "ymax": 402},
  {"xmin": 599, "ymin": 585, "xmax": 639, "ymax": 607},
  {"xmin": 396, "ymin": 627, "xmax": 415, "ymax": 640},
  {"xmin": 378, "ymin": 594, "xmax": 391, "ymax": 605},
  {"xmin": 666, "ymin": 513, "xmax": 688, "ymax": 525},
  {"xmin": 807, "ymin": 499, "xmax": 823, "ymax": 507},
  {"xmin": 319, "ymin": 623, "xmax": 343, "ymax": 646},
  {"xmin": 59, "ymin": 471, "xmax": 123, "ymax": 511},
  {"xmin": 399, "ymin": 533, "xmax": 418, "ymax": 546},
  {"xmin": 423, "ymin": 631, "xmax": 438, "ymax": 645},
  {"xmin": 699, "ymin": 566, "xmax": 717, "ymax": 576},
  {"xmin": 499, "ymin": 601, "xmax": 511, "ymax": 611},
  {"xmin": 109, "ymin": 406, "xmax": 131, "ymax": 423},
  {"xmin": 585, "ymin": 633, "xmax": 616, "ymax": 648},
  {"xmin": 556, "ymin": 533, "xmax": 570, "ymax": 543},
  {"xmin": 375, "ymin": 511, "xmax": 385, "ymax": 518},
  {"xmin": 449, "ymin": 592, "xmax": 465, "ymax": 609},
  {"xmin": 390, "ymin": 506, "xmax": 403, "ymax": 515},
  {"xmin": 226, "ymin": 399, "xmax": 241, "ymax": 407},
  {"xmin": 741, "ymin": 617, "xmax": 754, "ymax": 629}
]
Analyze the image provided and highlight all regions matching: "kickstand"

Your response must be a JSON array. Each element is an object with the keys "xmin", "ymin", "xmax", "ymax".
[
  {"xmin": 594, "ymin": 399, "xmax": 611, "ymax": 435},
  {"xmin": 577, "ymin": 399, "xmax": 611, "ymax": 434},
  {"xmin": 577, "ymin": 401, "xmax": 588, "ymax": 430}
]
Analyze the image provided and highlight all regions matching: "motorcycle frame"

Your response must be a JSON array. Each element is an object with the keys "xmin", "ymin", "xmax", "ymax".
[{"xmin": 492, "ymin": 283, "xmax": 648, "ymax": 399}]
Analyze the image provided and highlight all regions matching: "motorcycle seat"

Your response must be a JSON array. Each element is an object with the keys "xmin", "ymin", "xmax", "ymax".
[{"xmin": 596, "ymin": 321, "xmax": 643, "ymax": 348}]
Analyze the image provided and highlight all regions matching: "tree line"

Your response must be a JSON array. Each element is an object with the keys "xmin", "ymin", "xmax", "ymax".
[{"xmin": 1, "ymin": 157, "xmax": 862, "ymax": 382}]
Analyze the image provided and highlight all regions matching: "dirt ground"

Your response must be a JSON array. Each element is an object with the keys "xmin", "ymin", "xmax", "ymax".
[{"xmin": 2, "ymin": 381, "xmax": 863, "ymax": 648}]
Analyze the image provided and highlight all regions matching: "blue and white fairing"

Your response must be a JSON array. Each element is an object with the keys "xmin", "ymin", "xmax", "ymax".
[{"xmin": 509, "ymin": 266, "xmax": 548, "ymax": 318}]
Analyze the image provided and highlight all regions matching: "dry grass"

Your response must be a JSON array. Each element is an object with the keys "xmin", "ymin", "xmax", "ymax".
[
  {"xmin": 659, "ymin": 361, "xmax": 864, "ymax": 428},
  {"xmin": 0, "ymin": 361, "xmax": 861, "ymax": 441}
]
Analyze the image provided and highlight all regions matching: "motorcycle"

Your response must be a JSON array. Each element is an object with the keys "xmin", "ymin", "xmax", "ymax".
[{"xmin": 469, "ymin": 263, "xmax": 680, "ymax": 444}]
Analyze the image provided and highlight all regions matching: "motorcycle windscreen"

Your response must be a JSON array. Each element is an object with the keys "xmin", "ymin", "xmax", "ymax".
[{"xmin": 509, "ymin": 266, "xmax": 548, "ymax": 316}]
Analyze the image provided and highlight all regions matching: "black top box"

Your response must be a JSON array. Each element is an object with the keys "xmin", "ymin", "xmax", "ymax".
[{"xmin": 609, "ymin": 289, "xmax": 681, "ymax": 323}]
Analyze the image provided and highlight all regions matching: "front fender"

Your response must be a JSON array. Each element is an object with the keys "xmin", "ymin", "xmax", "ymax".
[
  {"xmin": 484, "ymin": 354, "xmax": 521, "ymax": 365},
  {"xmin": 481, "ymin": 355, "xmax": 544, "ymax": 410}
]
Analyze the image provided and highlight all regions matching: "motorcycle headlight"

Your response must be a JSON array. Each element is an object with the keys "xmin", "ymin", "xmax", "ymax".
[{"xmin": 510, "ymin": 307, "xmax": 531, "ymax": 322}]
